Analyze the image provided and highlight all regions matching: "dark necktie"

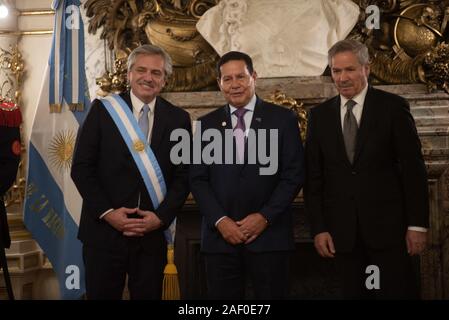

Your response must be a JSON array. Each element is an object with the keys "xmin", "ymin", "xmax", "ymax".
[
  {"xmin": 343, "ymin": 99, "xmax": 358, "ymax": 164},
  {"xmin": 233, "ymin": 108, "xmax": 248, "ymax": 163},
  {"xmin": 138, "ymin": 104, "xmax": 150, "ymax": 141}
]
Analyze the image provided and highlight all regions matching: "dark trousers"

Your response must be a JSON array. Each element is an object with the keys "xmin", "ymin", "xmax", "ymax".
[
  {"xmin": 83, "ymin": 241, "xmax": 166, "ymax": 300},
  {"xmin": 335, "ymin": 237, "xmax": 419, "ymax": 300},
  {"xmin": 0, "ymin": 204, "xmax": 13, "ymax": 300},
  {"xmin": 0, "ymin": 240, "xmax": 14, "ymax": 300},
  {"xmin": 204, "ymin": 248, "xmax": 290, "ymax": 300}
]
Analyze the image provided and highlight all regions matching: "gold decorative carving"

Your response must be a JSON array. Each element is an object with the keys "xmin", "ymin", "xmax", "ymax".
[
  {"xmin": 96, "ymin": 57, "xmax": 128, "ymax": 96},
  {"xmin": 352, "ymin": 0, "xmax": 449, "ymax": 93},
  {"xmin": 423, "ymin": 42, "xmax": 449, "ymax": 92},
  {"xmin": 86, "ymin": 0, "xmax": 449, "ymax": 92},
  {"xmin": 265, "ymin": 90, "xmax": 307, "ymax": 143},
  {"xmin": 0, "ymin": 30, "xmax": 53, "ymax": 35},
  {"xmin": 19, "ymin": 10, "xmax": 55, "ymax": 16},
  {"xmin": 0, "ymin": 45, "xmax": 24, "ymax": 104},
  {"xmin": 85, "ymin": 0, "xmax": 219, "ymax": 93}
]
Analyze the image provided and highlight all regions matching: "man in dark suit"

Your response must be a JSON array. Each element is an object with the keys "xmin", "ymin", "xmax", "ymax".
[
  {"xmin": 190, "ymin": 51, "xmax": 305, "ymax": 299},
  {"xmin": 0, "ymin": 101, "xmax": 21, "ymax": 300},
  {"xmin": 305, "ymin": 39, "xmax": 429, "ymax": 299},
  {"xmin": 71, "ymin": 45, "xmax": 191, "ymax": 299}
]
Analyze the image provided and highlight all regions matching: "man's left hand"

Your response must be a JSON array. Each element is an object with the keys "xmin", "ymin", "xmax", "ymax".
[
  {"xmin": 122, "ymin": 209, "xmax": 163, "ymax": 237},
  {"xmin": 406, "ymin": 230, "xmax": 427, "ymax": 256},
  {"xmin": 236, "ymin": 212, "xmax": 268, "ymax": 244}
]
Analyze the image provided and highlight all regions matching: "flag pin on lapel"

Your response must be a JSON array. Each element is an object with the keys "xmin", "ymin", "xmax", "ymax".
[{"xmin": 255, "ymin": 117, "xmax": 261, "ymax": 122}]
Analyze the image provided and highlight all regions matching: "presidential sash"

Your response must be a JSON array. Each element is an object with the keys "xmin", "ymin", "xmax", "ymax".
[{"xmin": 100, "ymin": 94, "xmax": 167, "ymax": 209}]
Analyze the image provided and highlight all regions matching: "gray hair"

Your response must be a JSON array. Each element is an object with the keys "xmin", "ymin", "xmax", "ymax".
[
  {"xmin": 328, "ymin": 39, "xmax": 370, "ymax": 68},
  {"xmin": 127, "ymin": 44, "xmax": 173, "ymax": 78}
]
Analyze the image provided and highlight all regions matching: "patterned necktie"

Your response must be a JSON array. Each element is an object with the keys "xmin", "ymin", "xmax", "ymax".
[
  {"xmin": 138, "ymin": 104, "xmax": 150, "ymax": 141},
  {"xmin": 343, "ymin": 99, "xmax": 358, "ymax": 164},
  {"xmin": 233, "ymin": 108, "xmax": 248, "ymax": 164}
]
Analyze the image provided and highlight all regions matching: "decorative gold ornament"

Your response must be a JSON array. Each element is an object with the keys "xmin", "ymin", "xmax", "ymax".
[
  {"xmin": 265, "ymin": 90, "xmax": 307, "ymax": 143},
  {"xmin": 95, "ymin": 57, "xmax": 128, "ymax": 96},
  {"xmin": 423, "ymin": 42, "xmax": 449, "ymax": 93},
  {"xmin": 351, "ymin": 0, "xmax": 449, "ymax": 92},
  {"xmin": 0, "ymin": 44, "xmax": 25, "ymax": 105},
  {"xmin": 85, "ymin": 0, "xmax": 219, "ymax": 93},
  {"xmin": 133, "ymin": 139, "xmax": 146, "ymax": 152}
]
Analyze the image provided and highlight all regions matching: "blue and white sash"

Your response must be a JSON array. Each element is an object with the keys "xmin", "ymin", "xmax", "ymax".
[{"xmin": 101, "ymin": 94, "xmax": 167, "ymax": 209}]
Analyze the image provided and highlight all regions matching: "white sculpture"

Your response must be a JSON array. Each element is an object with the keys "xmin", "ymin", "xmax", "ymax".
[{"xmin": 197, "ymin": 0, "xmax": 360, "ymax": 77}]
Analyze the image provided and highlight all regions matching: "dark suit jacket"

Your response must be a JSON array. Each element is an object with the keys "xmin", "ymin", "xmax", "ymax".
[
  {"xmin": 190, "ymin": 97, "xmax": 305, "ymax": 253},
  {"xmin": 0, "ymin": 126, "xmax": 20, "ymax": 249},
  {"xmin": 305, "ymin": 87, "xmax": 429, "ymax": 252},
  {"xmin": 71, "ymin": 92, "xmax": 191, "ymax": 255}
]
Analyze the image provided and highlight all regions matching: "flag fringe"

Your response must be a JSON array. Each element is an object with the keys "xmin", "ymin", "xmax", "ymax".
[
  {"xmin": 50, "ymin": 103, "xmax": 62, "ymax": 113},
  {"xmin": 69, "ymin": 103, "xmax": 84, "ymax": 112}
]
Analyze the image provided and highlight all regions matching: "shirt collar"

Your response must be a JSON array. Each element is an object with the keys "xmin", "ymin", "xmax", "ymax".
[
  {"xmin": 229, "ymin": 94, "xmax": 257, "ymax": 114},
  {"xmin": 340, "ymin": 84, "xmax": 368, "ymax": 109},
  {"xmin": 130, "ymin": 90, "xmax": 156, "ymax": 114}
]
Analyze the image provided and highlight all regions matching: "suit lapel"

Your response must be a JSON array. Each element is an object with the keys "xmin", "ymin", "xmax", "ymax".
[
  {"xmin": 150, "ymin": 97, "xmax": 167, "ymax": 151},
  {"xmin": 221, "ymin": 105, "xmax": 240, "ymax": 168},
  {"xmin": 353, "ymin": 87, "xmax": 375, "ymax": 164},
  {"xmin": 249, "ymin": 97, "xmax": 264, "ymax": 131},
  {"xmin": 245, "ymin": 97, "xmax": 264, "ymax": 165},
  {"xmin": 221, "ymin": 105, "xmax": 233, "ymax": 133},
  {"xmin": 120, "ymin": 91, "xmax": 133, "ymax": 112}
]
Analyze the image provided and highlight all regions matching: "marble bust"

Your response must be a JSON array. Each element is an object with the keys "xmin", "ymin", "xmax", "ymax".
[{"xmin": 197, "ymin": 0, "xmax": 360, "ymax": 77}]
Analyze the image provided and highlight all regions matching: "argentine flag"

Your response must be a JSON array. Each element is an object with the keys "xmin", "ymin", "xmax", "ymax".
[{"xmin": 24, "ymin": 0, "xmax": 89, "ymax": 299}]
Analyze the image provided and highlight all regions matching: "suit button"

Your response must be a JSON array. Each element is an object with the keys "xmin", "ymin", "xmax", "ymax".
[{"xmin": 351, "ymin": 171, "xmax": 357, "ymax": 175}]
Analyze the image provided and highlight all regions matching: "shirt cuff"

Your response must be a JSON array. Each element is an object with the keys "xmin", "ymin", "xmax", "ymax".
[
  {"xmin": 99, "ymin": 208, "xmax": 114, "ymax": 219},
  {"xmin": 408, "ymin": 226, "xmax": 427, "ymax": 232},
  {"xmin": 215, "ymin": 216, "xmax": 227, "ymax": 227}
]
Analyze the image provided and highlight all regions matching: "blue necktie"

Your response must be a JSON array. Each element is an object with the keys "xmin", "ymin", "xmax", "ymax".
[
  {"xmin": 233, "ymin": 108, "xmax": 248, "ymax": 163},
  {"xmin": 138, "ymin": 104, "xmax": 150, "ymax": 141}
]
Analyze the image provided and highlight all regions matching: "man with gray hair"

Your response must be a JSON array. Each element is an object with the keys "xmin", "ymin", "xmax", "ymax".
[
  {"xmin": 305, "ymin": 39, "xmax": 429, "ymax": 299},
  {"xmin": 71, "ymin": 44, "xmax": 191, "ymax": 299}
]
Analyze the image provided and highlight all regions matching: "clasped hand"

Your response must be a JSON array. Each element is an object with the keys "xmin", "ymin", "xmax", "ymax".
[
  {"xmin": 103, "ymin": 207, "xmax": 163, "ymax": 237},
  {"xmin": 216, "ymin": 213, "xmax": 268, "ymax": 245}
]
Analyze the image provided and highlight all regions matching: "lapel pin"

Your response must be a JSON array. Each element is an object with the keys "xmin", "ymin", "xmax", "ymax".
[
  {"xmin": 255, "ymin": 117, "xmax": 262, "ymax": 122},
  {"xmin": 222, "ymin": 121, "xmax": 226, "ymax": 127}
]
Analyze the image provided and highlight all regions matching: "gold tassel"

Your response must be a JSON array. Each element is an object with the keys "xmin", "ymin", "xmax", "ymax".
[{"xmin": 162, "ymin": 244, "xmax": 180, "ymax": 300}]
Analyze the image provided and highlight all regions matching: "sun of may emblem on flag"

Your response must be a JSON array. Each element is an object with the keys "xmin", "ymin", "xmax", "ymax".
[{"xmin": 48, "ymin": 130, "xmax": 76, "ymax": 173}]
